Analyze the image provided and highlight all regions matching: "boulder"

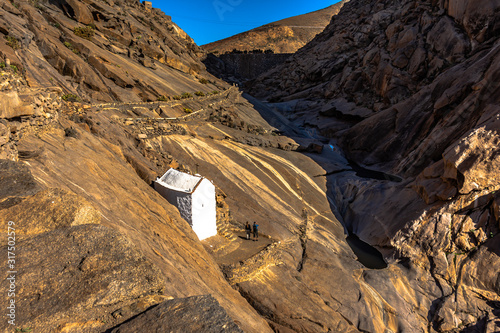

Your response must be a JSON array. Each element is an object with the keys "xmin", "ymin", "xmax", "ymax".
[
  {"xmin": 60, "ymin": 0, "xmax": 94, "ymax": 25},
  {"xmin": 443, "ymin": 127, "xmax": 500, "ymax": 194},
  {"xmin": 139, "ymin": 56, "xmax": 155, "ymax": 69},
  {"xmin": 110, "ymin": 295, "xmax": 243, "ymax": 333},
  {"xmin": 0, "ymin": 223, "xmax": 165, "ymax": 332},
  {"xmin": 0, "ymin": 91, "xmax": 34, "ymax": 119},
  {"xmin": 0, "ymin": 19, "xmax": 8, "ymax": 35},
  {"xmin": 0, "ymin": 159, "xmax": 40, "ymax": 201}
]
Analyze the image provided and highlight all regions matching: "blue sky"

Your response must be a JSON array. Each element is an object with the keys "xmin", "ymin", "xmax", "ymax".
[{"xmin": 152, "ymin": 0, "xmax": 341, "ymax": 45}]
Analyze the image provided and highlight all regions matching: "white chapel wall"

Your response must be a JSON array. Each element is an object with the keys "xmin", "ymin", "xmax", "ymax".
[{"xmin": 191, "ymin": 178, "xmax": 217, "ymax": 240}]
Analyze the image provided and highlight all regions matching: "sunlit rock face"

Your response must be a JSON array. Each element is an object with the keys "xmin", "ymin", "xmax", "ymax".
[{"xmin": 248, "ymin": 0, "xmax": 500, "ymax": 330}]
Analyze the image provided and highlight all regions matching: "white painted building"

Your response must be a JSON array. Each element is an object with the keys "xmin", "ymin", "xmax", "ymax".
[{"xmin": 154, "ymin": 168, "xmax": 217, "ymax": 240}]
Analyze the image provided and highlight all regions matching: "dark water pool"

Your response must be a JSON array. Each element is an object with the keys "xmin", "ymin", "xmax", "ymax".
[
  {"xmin": 348, "ymin": 159, "xmax": 402, "ymax": 182},
  {"xmin": 346, "ymin": 234, "xmax": 388, "ymax": 269}
]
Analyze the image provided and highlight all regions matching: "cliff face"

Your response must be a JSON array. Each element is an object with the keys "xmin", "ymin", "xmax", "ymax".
[
  {"xmin": 248, "ymin": 0, "xmax": 500, "ymax": 330},
  {"xmin": 203, "ymin": 1, "xmax": 349, "ymax": 54},
  {"xmin": 203, "ymin": 52, "xmax": 292, "ymax": 84}
]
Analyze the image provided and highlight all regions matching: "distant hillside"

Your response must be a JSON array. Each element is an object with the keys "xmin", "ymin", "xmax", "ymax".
[{"xmin": 203, "ymin": 1, "xmax": 349, "ymax": 54}]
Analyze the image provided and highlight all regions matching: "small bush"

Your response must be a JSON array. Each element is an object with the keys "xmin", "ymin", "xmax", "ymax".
[
  {"xmin": 29, "ymin": 0, "xmax": 42, "ymax": 9},
  {"xmin": 50, "ymin": 22, "xmax": 60, "ymax": 28},
  {"xmin": 199, "ymin": 78, "xmax": 208, "ymax": 84},
  {"xmin": 211, "ymin": 90, "xmax": 219, "ymax": 95},
  {"xmin": 10, "ymin": 65, "xmax": 18, "ymax": 73},
  {"xmin": 63, "ymin": 41, "xmax": 79, "ymax": 54},
  {"xmin": 62, "ymin": 94, "xmax": 80, "ymax": 102},
  {"xmin": 5, "ymin": 36, "xmax": 19, "ymax": 50},
  {"xmin": 183, "ymin": 108, "xmax": 193, "ymax": 114},
  {"xmin": 181, "ymin": 92, "xmax": 192, "ymax": 99},
  {"xmin": 172, "ymin": 95, "xmax": 181, "ymax": 100},
  {"xmin": 195, "ymin": 91, "xmax": 205, "ymax": 97},
  {"xmin": 157, "ymin": 95, "xmax": 168, "ymax": 101},
  {"xmin": 0, "ymin": 62, "xmax": 5, "ymax": 68},
  {"xmin": 74, "ymin": 26, "xmax": 94, "ymax": 40}
]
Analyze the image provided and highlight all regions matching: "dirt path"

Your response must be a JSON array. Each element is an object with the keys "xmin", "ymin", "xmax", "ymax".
[{"xmin": 204, "ymin": 231, "xmax": 273, "ymax": 266}]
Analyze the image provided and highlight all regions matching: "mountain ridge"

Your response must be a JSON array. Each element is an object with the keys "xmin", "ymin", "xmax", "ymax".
[{"xmin": 203, "ymin": 0, "xmax": 349, "ymax": 54}]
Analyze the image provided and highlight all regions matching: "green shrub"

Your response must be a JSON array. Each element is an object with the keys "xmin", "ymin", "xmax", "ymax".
[
  {"xmin": 195, "ymin": 91, "xmax": 205, "ymax": 97},
  {"xmin": 5, "ymin": 36, "xmax": 19, "ymax": 50},
  {"xmin": 172, "ymin": 95, "xmax": 181, "ymax": 100},
  {"xmin": 157, "ymin": 95, "xmax": 168, "ymax": 101},
  {"xmin": 183, "ymin": 108, "xmax": 193, "ymax": 114},
  {"xmin": 181, "ymin": 92, "xmax": 192, "ymax": 99},
  {"xmin": 198, "ymin": 78, "xmax": 208, "ymax": 84},
  {"xmin": 63, "ymin": 41, "xmax": 79, "ymax": 54},
  {"xmin": 62, "ymin": 94, "xmax": 80, "ymax": 102},
  {"xmin": 0, "ymin": 62, "xmax": 5, "ymax": 68},
  {"xmin": 74, "ymin": 26, "xmax": 94, "ymax": 40},
  {"xmin": 10, "ymin": 65, "xmax": 18, "ymax": 73},
  {"xmin": 211, "ymin": 90, "xmax": 219, "ymax": 95},
  {"xmin": 29, "ymin": 0, "xmax": 42, "ymax": 9},
  {"xmin": 50, "ymin": 22, "xmax": 60, "ymax": 28}
]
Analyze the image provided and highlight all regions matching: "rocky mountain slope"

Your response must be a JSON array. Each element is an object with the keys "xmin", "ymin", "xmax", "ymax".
[
  {"xmin": 248, "ymin": 0, "xmax": 500, "ymax": 330},
  {"xmin": 203, "ymin": 1, "xmax": 349, "ymax": 54},
  {"xmin": 0, "ymin": 0, "xmax": 222, "ymax": 103}
]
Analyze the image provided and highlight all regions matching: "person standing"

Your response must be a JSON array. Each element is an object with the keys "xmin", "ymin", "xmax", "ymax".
[
  {"xmin": 253, "ymin": 222, "xmax": 259, "ymax": 241},
  {"xmin": 245, "ymin": 222, "xmax": 251, "ymax": 240}
]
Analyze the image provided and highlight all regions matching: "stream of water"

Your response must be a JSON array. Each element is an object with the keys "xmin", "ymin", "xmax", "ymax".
[{"xmin": 246, "ymin": 95, "xmax": 392, "ymax": 269}]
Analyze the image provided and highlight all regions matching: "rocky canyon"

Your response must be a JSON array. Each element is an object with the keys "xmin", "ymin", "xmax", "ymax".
[{"xmin": 0, "ymin": 0, "xmax": 499, "ymax": 332}]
